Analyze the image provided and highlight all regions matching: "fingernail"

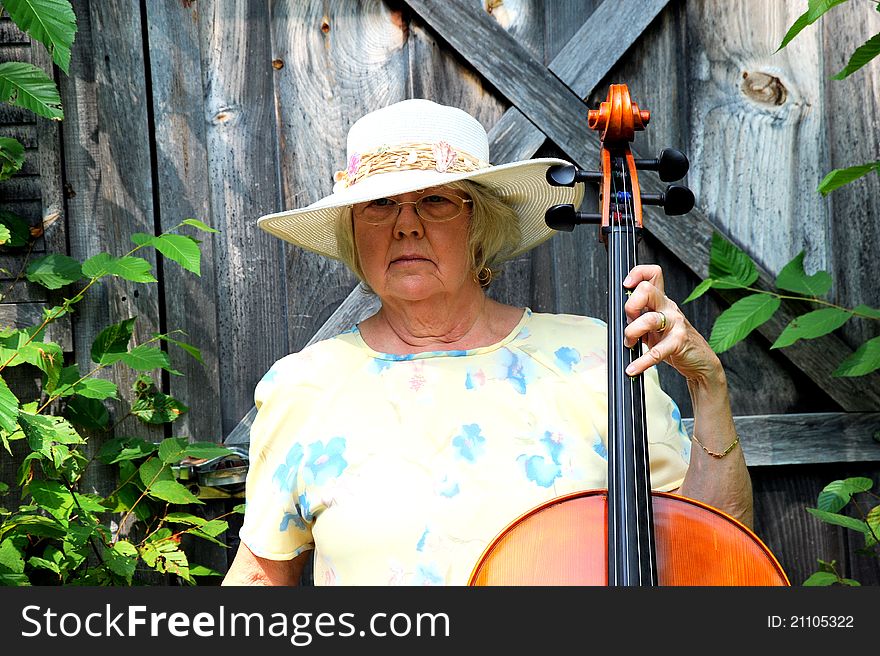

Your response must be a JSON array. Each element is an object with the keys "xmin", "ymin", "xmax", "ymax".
[
  {"xmin": 625, "ymin": 365, "xmax": 636, "ymax": 375},
  {"xmin": 622, "ymin": 276, "xmax": 632, "ymax": 287}
]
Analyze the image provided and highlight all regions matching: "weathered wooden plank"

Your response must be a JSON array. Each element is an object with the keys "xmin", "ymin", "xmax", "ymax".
[
  {"xmin": 682, "ymin": 412, "xmax": 880, "ymax": 467},
  {"xmin": 0, "ymin": 17, "xmax": 28, "ymax": 42},
  {"xmin": 823, "ymin": 2, "xmax": 880, "ymax": 351},
  {"xmin": 145, "ymin": 1, "xmax": 222, "ymax": 445},
  {"xmin": 200, "ymin": 0, "xmax": 286, "ymax": 434},
  {"xmin": 0, "ymin": 124, "xmax": 38, "ymax": 148},
  {"xmin": 270, "ymin": 0, "xmax": 407, "ymax": 355},
  {"xmin": 404, "ymin": 0, "xmax": 595, "ymax": 167},
  {"xmin": 86, "ymin": 2, "xmax": 162, "ymax": 441},
  {"xmin": 402, "ymin": 0, "xmax": 880, "ymax": 411}
]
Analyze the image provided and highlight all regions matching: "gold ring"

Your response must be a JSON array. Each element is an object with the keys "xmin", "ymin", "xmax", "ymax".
[{"xmin": 656, "ymin": 311, "xmax": 667, "ymax": 333}]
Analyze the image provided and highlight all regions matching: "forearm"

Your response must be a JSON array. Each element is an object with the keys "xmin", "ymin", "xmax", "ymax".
[{"xmin": 676, "ymin": 367, "xmax": 754, "ymax": 528}]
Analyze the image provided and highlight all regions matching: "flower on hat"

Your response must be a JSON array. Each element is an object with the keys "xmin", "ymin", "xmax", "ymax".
[{"xmin": 432, "ymin": 141, "xmax": 457, "ymax": 173}]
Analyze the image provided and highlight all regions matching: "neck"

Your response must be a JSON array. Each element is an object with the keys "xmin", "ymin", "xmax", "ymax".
[{"xmin": 361, "ymin": 286, "xmax": 518, "ymax": 354}]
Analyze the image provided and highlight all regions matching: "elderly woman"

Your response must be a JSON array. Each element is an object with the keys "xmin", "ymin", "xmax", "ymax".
[{"xmin": 222, "ymin": 99, "xmax": 750, "ymax": 586}]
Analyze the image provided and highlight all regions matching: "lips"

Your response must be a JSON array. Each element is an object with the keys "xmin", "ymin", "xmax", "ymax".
[{"xmin": 391, "ymin": 254, "xmax": 431, "ymax": 264}]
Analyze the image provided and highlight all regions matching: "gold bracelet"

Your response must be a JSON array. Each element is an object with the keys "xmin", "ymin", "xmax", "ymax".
[{"xmin": 692, "ymin": 433, "xmax": 740, "ymax": 459}]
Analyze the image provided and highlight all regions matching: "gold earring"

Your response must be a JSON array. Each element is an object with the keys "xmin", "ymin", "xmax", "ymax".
[{"xmin": 474, "ymin": 266, "xmax": 493, "ymax": 288}]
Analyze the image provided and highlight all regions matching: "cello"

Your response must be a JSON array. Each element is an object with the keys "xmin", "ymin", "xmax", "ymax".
[{"xmin": 469, "ymin": 85, "xmax": 789, "ymax": 586}]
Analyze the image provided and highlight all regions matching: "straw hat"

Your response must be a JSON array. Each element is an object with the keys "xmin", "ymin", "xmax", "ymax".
[{"xmin": 257, "ymin": 98, "xmax": 584, "ymax": 262}]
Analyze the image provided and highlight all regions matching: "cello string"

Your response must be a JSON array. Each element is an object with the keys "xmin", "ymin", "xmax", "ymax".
[{"xmin": 619, "ymin": 152, "xmax": 644, "ymax": 583}]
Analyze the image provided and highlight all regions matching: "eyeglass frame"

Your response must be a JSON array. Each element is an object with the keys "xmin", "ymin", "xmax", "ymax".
[{"xmin": 351, "ymin": 191, "xmax": 474, "ymax": 225}]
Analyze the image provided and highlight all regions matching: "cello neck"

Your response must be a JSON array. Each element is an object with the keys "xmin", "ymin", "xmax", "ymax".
[{"xmin": 605, "ymin": 217, "xmax": 657, "ymax": 586}]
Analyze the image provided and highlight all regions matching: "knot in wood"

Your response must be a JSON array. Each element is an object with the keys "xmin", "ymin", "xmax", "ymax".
[
  {"xmin": 320, "ymin": 16, "xmax": 331, "ymax": 33},
  {"xmin": 272, "ymin": 59, "xmax": 284, "ymax": 70},
  {"xmin": 741, "ymin": 71, "xmax": 787, "ymax": 106}
]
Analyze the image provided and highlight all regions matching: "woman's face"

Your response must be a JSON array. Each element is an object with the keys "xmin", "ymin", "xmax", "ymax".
[{"xmin": 352, "ymin": 186, "xmax": 474, "ymax": 304}]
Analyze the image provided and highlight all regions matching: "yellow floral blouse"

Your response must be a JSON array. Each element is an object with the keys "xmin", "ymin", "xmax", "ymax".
[{"xmin": 238, "ymin": 309, "xmax": 691, "ymax": 585}]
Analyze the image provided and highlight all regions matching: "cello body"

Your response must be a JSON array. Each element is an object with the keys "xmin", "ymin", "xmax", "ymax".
[{"xmin": 469, "ymin": 490, "xmax": 790, "ymax": 585}]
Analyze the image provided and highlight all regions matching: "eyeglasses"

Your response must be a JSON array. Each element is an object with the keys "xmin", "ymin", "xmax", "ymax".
[{"xmin": 353, "ymin": 192, "xmax": 473, "ymax": 225}]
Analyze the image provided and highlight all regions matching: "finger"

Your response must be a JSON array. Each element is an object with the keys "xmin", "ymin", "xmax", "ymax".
[
  {"xmin": 624, "ymin": 279, "xmax": 666, "ymax": 322},
  {"xmin": 623, "ymin": 264, "xmax": 664, "ymax": 294},
  {"xmin": 623, "ymin": 310, "xmax": 668, "ymax": 347},
  {"xmin": 625, "ymin": 337, "xmax": 678, "ymax": 377}
]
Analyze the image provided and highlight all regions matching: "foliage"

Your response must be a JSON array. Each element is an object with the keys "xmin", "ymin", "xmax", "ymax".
[
  {"xmin": 0, "ymin": 0, "xmax": 75, "ymax": 182},
  {"xmin": 801, "ymin": 477, "xmax": 879, "ymax": 585},
  {"xmin": 685, "ymin": 231, "xmax": 879, "ymax": 376},
  {"xmin": 776, "ymin": 0, "xmax": 880, "ymax": 195},
  {"xmin": 0, "ymin": 2, "xmax": 240, "ymax": 586}
]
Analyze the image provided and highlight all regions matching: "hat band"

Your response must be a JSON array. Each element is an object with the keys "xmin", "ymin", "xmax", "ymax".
[{"xmin": 333, "ymin": 141, "xmax": 489, "ymax": 189}]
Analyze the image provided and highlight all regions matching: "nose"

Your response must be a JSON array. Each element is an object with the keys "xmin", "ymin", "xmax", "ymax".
[{"xmin": 393, "ymin": 201, "xmax": 424, "ymax": 239}]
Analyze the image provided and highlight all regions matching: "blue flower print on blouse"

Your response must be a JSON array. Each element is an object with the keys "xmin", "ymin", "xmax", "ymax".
[
  {"xmin": 279, "ymin": 494, "xmax": 314, "ymax": 532},
  {"xmin": 494, "ymin": 348, "xmax": 534, "ymax": 395},
  {"xmin": 413, "ymin": 564, "xmax": 444, "ymax": 585},
  {"xmin": 517, "ymin": 431, "xmax": 566, "ymax": 487},
  {"xmin": 452, "ymin": 423, "xmax": 486, "ymax": 462},
  {"xmin": 273, "ymin": 443, "xmax": 305, "ymax": 494},
  {"xmin": 592, "ymin": 434, "xmax": 608, "ymax": 460},
  {"xmin": 554, "ymin": 346, "xmax": 580, "ymax": 372},
  {"xmin": 304, "ymin": 437, "xmax": 348, "ymax": 485}
]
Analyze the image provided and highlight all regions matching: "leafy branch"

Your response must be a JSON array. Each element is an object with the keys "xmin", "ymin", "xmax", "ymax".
[{"xmin": 685, "ymin": 231, "xmax": 880, "ymax": 376}]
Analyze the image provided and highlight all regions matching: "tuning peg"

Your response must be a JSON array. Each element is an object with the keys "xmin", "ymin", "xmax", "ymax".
[
  {"xmin": 546, "ymin": 164, "xmax": 603, "ymax": 187},
  {"xmin": 544, "ymin": 204, "xmax": 602, "ymax": 231},
  {"xmin": 641, "ymin": 184, "xmax": 695, "ymax": 216},
  {"xmin": 634, "ymin": 148, "xmax": 689, "ymax": 182}
]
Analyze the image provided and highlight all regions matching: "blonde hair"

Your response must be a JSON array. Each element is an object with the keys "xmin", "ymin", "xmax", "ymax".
[{"xmin": 334, "ymin": 180, "xmax": 521, "ymax": 285}]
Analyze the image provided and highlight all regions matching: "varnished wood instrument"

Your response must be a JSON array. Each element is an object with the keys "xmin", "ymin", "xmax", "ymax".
[{"xmin": 469, "ymin": 85, "xmax": 790, "ymax": 586}]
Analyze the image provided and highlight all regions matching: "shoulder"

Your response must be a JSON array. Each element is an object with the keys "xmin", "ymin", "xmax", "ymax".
[
  {"xmin": 523, "ymin": 311, "xmax": 607, "ymax": 347},
  {"xmin": 254, "ymin": 330, "xmax": 367, "ymax": 407}
]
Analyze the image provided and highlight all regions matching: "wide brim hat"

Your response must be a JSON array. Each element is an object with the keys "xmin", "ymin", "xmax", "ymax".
[{"xmin": 257, "ymin": 98, "xmax": 585, "ymax": 263}]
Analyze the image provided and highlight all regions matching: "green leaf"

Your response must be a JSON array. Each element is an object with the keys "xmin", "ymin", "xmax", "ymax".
[
  {"xmin": 64, "ymin": 395, "xmax": 110, "ymax": 430},
  {"xmin": 139, "ymin": 457, "xmax": 174, "ymax": 489},
  {"xmin": 185, "ymin": 442, "xmax": 233, "ymax": 460},
  {"xmin": 147, "ymin": 479, "xmax": 202, "ymax": 505},
  {"xmin": 158, "ymin": 437, "xmax": 188, "ymax": 464},
  {"xmin": 69, "ymin": 377, "xmax": 117, "ymax": 400},
  {"xmin": 105, "ymin": 540, "xmax": 137, "ymax": 582},
  {"xmin": 0, "ymin": 514, "xmax": 67, "ymax": 542},
  {"xmin": 0, "ymin": 137, "xmax": 25, "ymax": 180},
  {"xmin": 776, "ymin": 0, "xmax": 849, "ymax": 51},
  {"xmin": 189, "ymin": 565, "xmax": 224, "ymax": 577},
  {"xmin": 0, "ymin": 223, "xmax": 10, "ymax": 245},
  {"xmin": 0, "ymin": 376, "xmax": 21, "ymax": 434},
  {"xmin": 120, "ymin": 345, "xmax": 173, "ymax": 372},
  {"xmin": 708, "ymin": 293, "xmax": 781, "ymax": 353},
  {"xmin": 802, "ymin": 571, "xmax": 843, "ymax": 586},
  {"xmin": 0, "ymin": 538, "xmax": 25, "ymax": 574},
  {"xmin": 806, "ymin": 507, "xmax": 870, "ymax": 535},
  {"xmin": 130, "ymin": 232, "xmax": 155, "ymax": 247},
  {"xmin": 831, "ymin": 32, "xmax": 880, "ymax": 79},
  {"xmin": 131, "ymin": 390, "xmax": 188, "ymax": 424},
  {"xmin": 818, "ymin": 161, "xmax": 880, "ymax": 196},
  {"xmin": 708, "ymin": 231, "xmax": 758, "ymax": 288},
  {"xmin": 97, "ymin": 436, "xmax": 156, "ymax": 464},
  {"xmin": 84, "ymin": 253, "xmax": 157, "ymax": 283},
  {"xmin": 771, "ymin": 307, "xmax": 852, "ymax": 349},
  {"xmin": 81, "ymin": 252, "xmax": 112, "ymax": 278},
  {"xmin": 19, "ymin": 411, "xmax": 84, "ymax": 454},
  {"xmin": 0, "ymin": 209, "xmax": 32, "ymax": 247},
  {"xmin": 817, "ymin": 477, "xmax": 874, "ymax": 512},
  {"xmin": 151, "ymin": 234, "xmax": 201, "ymax": 275},
  {"xmin": 181, "ymin": 218, "xmax": 219, "ymax": 233},
  {"xmin": 833, "ymin": 335, "xmax": 880, "ymax": 377},
  {"xmin": 0, "ymin": 61, "xmax": 63, "ymax": 120},
  {"xmin": 683, "ymin": 278, "xmax": 714, "ymax": 304},
  {"xmin": 1, "ymin": 0, "xmax": 78, "ymax": 74},
  {"xmin": 90, "ymin": 317, "xmax": 136, "ymax": 365},
  {"xmin": 775, "ymin": 251, "xmax": 833, "ymax": 296},
  {"xmin": 853, "ymin": 304, "xmax": 880, "ymax": 319},
  {"xmin": 26, "ymin": 253, "xmax": 82, "ymax": 289},
  {"xmin": 26, "ymin": 479, "xmax": 72, "ymax": 520},
  {"xmin": 155, "ymin": 334, "xmax": 204, "ymax": 365}
]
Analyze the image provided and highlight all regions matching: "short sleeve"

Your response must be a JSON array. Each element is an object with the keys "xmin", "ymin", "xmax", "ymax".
[{"xmin": 237, "ymin": 355, "xmax": 317, "ymax": 560}]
